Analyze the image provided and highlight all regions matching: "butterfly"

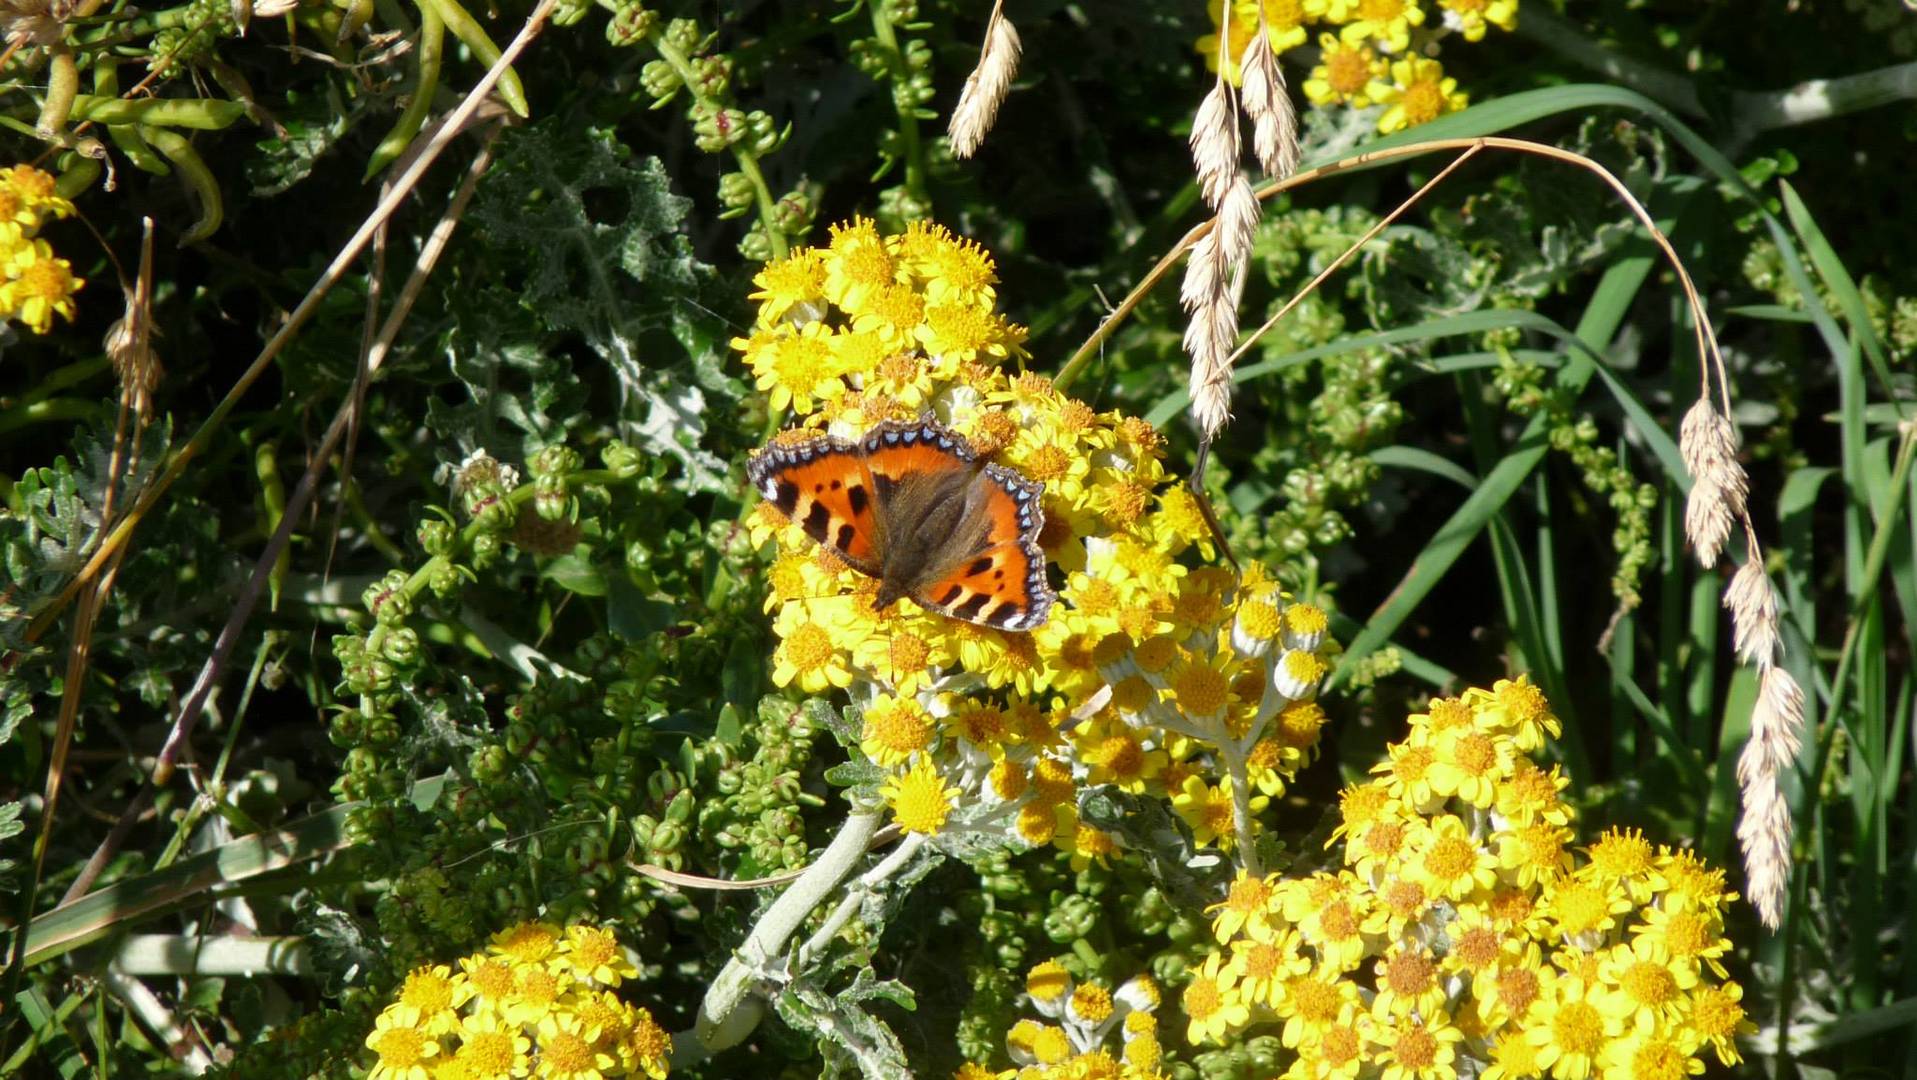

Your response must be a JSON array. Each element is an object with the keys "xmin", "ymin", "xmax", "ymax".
[{"xmin": 747, "ymin": 418, "xmax": 1057, "ymax": 631}]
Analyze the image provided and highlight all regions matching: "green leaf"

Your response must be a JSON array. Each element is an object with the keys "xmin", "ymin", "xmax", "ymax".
[
  {"xmin": 464, "ymin": 121, "xmax": 731, "ymax": 488},
  {"xmin": 542, "ymin": 551, "xmax": 609, "ymax": 597}
]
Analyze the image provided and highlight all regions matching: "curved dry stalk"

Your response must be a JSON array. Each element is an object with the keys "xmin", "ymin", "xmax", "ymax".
[{"xmin": 1056, "ymin": 134, "xmax": 1727, "ymax": 394}]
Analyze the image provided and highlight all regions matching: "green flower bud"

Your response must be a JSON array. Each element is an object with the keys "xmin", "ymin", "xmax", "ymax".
[
  {"xmin": 640, "ymin": 59, "xmax": 681, "ymax": 104},
  {"xmin": 744, "ymin": 110, "xmax": 782, "ymax": 155},
  {"xmin": 692, "ymin": 106, "xmax": 748, "ymax": 153},
  {"xmin": 600, "ymin": 440, "xmax": 643, "ymax": 476},
  {"xmin": 428, "ymin": 560, "xmax": 463, "ymax": 599},
  {"xmin": 380, "ymin": 627, "xmax": 420, "ymax": 667},
  {"xmin": 605, "ymin": 3, "xmax": 655, "ymax": 45},
  {"xmin": 529, "ymin": 445, "xmax": 581, "ymax": 479},
  {"xmin": 737, "ymin": 223, "xmax": 774, "ymax": 262},
  {"xmin": 661, "ymin": 16, "xmax": 701, "ymax": 54},
  {"xmin": 470, "ymin": 531, "xmax": 502, "ymax": 570},
  {"xmin": 363, "ymin": 570, "xmax": 413, "ymax": 624},
  {"xmin": 717, "ymin": 171, "xmax": 756, "ymax": 214},
  {"xmin": 533, "ymin": 474, "xmax": 573, "ymax": 522},
  {"xmin": 329, "ymin": 708, "xmax": 365, "ymax": 748},
  {"xmin": 416, "ymin": 517, "xmax": 455, "ymax": 556},
  {"xmin": 692, "ymin": 54, "xmax": 732, "ymax": 98}
]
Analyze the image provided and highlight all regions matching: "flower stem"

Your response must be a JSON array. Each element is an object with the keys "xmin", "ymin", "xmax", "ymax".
[
  {"xmin": 1223, "ymin": 745, "xmax": 1262, "ymax": 877},
  {"xmin": 866, "ymin": 0, "xmax": 927, "ymax": 205},
  {"xmin": 649, "ymin": 35, "xmax": 788, "ymax": 261},
  {"xmin": 694, "ymin": 808, "xmax": 885, "ymax": 1054}
]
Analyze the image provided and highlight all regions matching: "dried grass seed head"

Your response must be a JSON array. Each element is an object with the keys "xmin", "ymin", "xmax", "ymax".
[
  {"xmin": 1734, "ymin": 768, "xmax": 1792, "ymax": 929},
  {"xmin": 948, "ymin": 6, "xmax": 1023, "ymax": 159},
  {"xmin": 1189, "ymin": 80, "xmax": 1242, "ymax": 210},
  {"xmin": 1237, "ymin": 31, "xmax": 1298, "ymax": 180},
  {"xmin": 1722, "ymin": 556, "xmax": 1780, "ymax": 668}
]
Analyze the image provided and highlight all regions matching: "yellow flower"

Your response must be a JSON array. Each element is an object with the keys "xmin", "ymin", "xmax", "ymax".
[
  {"xmin": 620, "ymin": 1006, "xmax": 672, "ymax": 1079},
  {"xmin": 748, "ymin": 248, "xmax": 827, "ymax": 326},
  {"xmin": 459, "ymin": 956, "xmax": 518, "ymax": 1015},
  {"xmin": 503, "ymin": 965, "xmax": 571, "ymax": 1027},
  {"xmin": 1627, "ymin": 905, "xmax": 1731, "ymax": 978},
  {"xmin": 365, "ymin": 1009, "xmax": 439, "ymax": 1080},
  {"xmin": 1372, "ymin": 739, "xmax": 1439, "ymax": 810},
  {"xmin": 391, "ymin": 964, "xmax": 464, "ymax": 1036},
  {"xmin": 1227, "ymin": 929, "xmax": 1309, "ymax": 1010},
  {"xmin": 1409, "ymin": 814, "xmax": 1498, "ymax": 901},
  {"xmin": 1598, "ymin": 1033, "xmax": 1704, "ymax": 1080},
  {"xmin": 1370, "ymin": 943, "xmax": 1445, "ymax": 1020},
  {"xmin": 1, "ymin": 238, "xmax": 83, "ymax": 335},
  {"xmin": 1472, "ymin": 675, "xmax": 1563, "ymax": 750},
  {"xmin": 771, "ymin": 604, "xmax": 857, "ymax": 692},
  {"xmin": 1303, "ymin": 33, "xmax": 1386, "ymax": 107},
  {"xmin": 490, "ymin": 921, "xmax": 563, "ymax": 967},
  {"xmin": 534, "ymin": 1011, "xmax": 617, "ymax": 1080},
  {"xmin": 1436, "ymin": 0, "xmax": 1517, "ymax": 42},
  {"xmin": 1209, "ymin": 869, "xmax": 1278, "ymax": 942},
  {"xmin": 882, "ymin": 755, "xmax": 959, "ymax": 834},
  {"xmin": 1685, "ymin": 982, "xmax": 1753, "ymax": 1066},
  {"xmin": 1425, "ymin": 725, "xmax": 1512, "ymax": 807},
  {"xmin": 1525, "ymin": 976, "xmax": 1619, "ymax": 1080},
  {"xmin": 1496, "ymin": 820, "xmax": 1574, "ymax": 887},
  {"xmin": 557, "ymin": 925, "xmax": 639, "ymax": 987},
  {"xmin": 1180, "ymin": 953, "xmax": 1249, "ymax": 1045},
  {"xmin": 1370, "ymin": 1011, "xmax": 1463, "ymax": 1080},
  {"xmin": 1339, "ymin": 0, "xmax": 1424, "ymax": 51},
  {"xmin": 1596, "ymin": 935, "xmax": 1695, "ymax": 1033},
  {"xmin": 1481, "ymin": 1031, "xmax": 1545, "ymax": 1080},
  {"xmin": 915, "ymin": 301, "xmax": 1020, "ymax": 364},
  {"xmin": 898, "ymin": 220, "xmax": 1000, "ymax": 307},
  {"xmin": 1274, "ymin": 970, "xmax": 1359, "ymax": 1048},
  {"xmin": 859, "ymin": 692, "xmax": 936, "ymax": 766},
  {"xmin": 455, "ymin": 1010, "xmax": 531, "ymax": 1080},
  {"xmin": 1372, "ymin": 56, "xmax": 1467, "ymax": 134},
  {"xmin": 1198, "ymin": 0, "xmax": 1310, "ymax": 80},
  {"xmin": 822, "ymin": 217, "xmax": 900, "ymax": 314},
  {"xmin": 746, "ymin": 321, "xmax": 847, "ymax": 415},
  {"xmin": 1172, "ymin": 773, "xmax": 1262, "ymax": 850},
  {"xmin": 1469, "ymin": 940, "xmax": 1546, "ymax": 1029}
]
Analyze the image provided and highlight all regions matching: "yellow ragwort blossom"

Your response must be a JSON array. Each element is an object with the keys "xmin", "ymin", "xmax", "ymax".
[
  {"xmin": 363, "ymin": 921, "xmax": 665, "ymax": 1079},
  {"xmin": 0, "ymin": 165, "xmax": 83, "ymax": 335},
  {"xmin": 1156, "ymin": 681, "xmax": 1747, "ymax": 1080}
]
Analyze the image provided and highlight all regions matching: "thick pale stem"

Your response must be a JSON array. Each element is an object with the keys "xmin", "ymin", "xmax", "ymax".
[
  {"xmin": 695, "ymin": 809, "xmax": 884, "ymax": 1053},
  {"xmin": 796, "ymin": 831, "xmax": 929, "ymax": 966}
]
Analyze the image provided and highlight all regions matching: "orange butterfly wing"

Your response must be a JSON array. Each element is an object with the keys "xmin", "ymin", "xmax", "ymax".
[
  {"xmin": 910, "ymin": 461, "xmax": 1054, "ymax": 631},
  {"xmin": 747, "ymin": 435, "xmax": 882, "ymax": 575}
]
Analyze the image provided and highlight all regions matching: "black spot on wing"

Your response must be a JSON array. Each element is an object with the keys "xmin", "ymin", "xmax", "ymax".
[
  {"xmin": 834, "ymin": 523, "xmax": 856, "ymax": 550},
  {"xmin": 801, "ymin": 501, "xmax": 833, "ymax": 540},
  {"xmin": 953, "ymin": 593, "xmax": 991, "ymax": 621},
  {"xmin": 847, "ymin": 484, "xmax": 869, "ymax": 516},
  {"xmin": 935, "ymin": 584, "xmax": 964, "ymax": 607},
  {"xmin": 984, "ymin": 602, "xmax": 1021, "ymax": 628},
  {"xmin": 773, "ymin": 481, "xmax": 800, "ymax": 516},
  {"xmin": 965, "ymin": 556, "xmax": 995, "ymax": 577}
]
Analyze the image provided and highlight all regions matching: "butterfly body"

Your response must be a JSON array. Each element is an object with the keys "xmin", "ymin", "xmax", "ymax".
[{"xmin": 748, "ymin": 420, "xmax": 1056, "ymax": 631}]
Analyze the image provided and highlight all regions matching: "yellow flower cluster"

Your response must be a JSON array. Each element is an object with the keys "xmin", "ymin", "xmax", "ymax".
[
  {"xmin": 739, "ymin": 221, "xmax": 1338, "ymax": 853},
  {"xmin": 362, "ymin": 921, "xmax": 670, "ymax": 1080},
  {"xmin": 956, "ymin": 961, "xmax": 1168, "ymax": 1080},
  {"xmin": 0, "ymin": 165, "xmax": 84, "ymax": 335},
  {"xmin": 1197, "ymin": 0, "xmax": 1512, "ymax": 133},
  {"xmin": 1177, "ymin": 678, "xmax": 1754, "ymax": 1080}
]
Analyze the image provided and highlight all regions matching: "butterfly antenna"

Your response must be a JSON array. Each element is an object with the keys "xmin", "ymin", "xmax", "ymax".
[{"xmin": 1189, "ymin": 437, "xmax": 1239, "ymax": 569}]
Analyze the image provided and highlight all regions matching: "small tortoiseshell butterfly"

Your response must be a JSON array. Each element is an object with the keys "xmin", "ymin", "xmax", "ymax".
[{"xmin": 748, "ymin": 419, "xmax": 1057, "ymax": 631}]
